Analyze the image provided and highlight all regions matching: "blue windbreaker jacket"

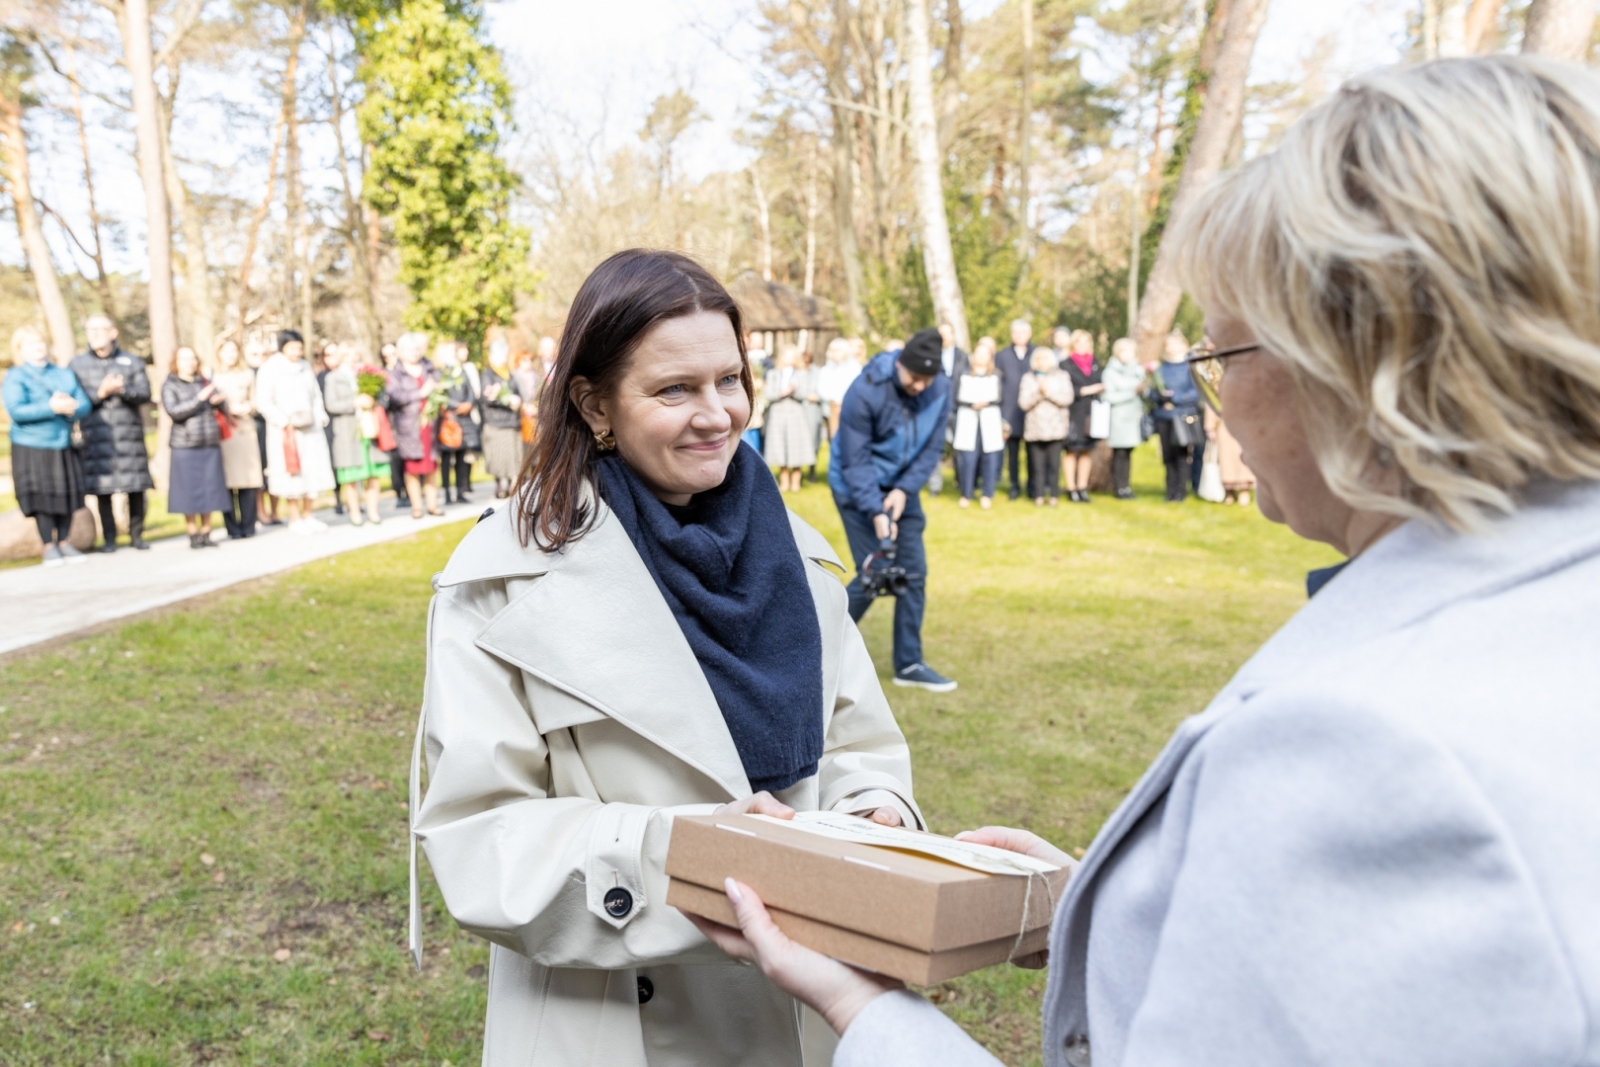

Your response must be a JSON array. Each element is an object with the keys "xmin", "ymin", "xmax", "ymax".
[{"xmin": 828, "ymin": 352, "xmax": 951, "ymax": 515}]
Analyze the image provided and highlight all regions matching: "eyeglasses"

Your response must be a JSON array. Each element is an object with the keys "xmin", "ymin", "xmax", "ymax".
[{"xmin": 1184, "ymin": 343, "xmax": 1260, "ymax": 416}]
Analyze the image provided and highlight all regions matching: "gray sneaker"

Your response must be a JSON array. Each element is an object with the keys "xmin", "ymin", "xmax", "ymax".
[
  {"xmin": 892, "ymin": 662, "xmax": 958, "ymax": 693},
  {"xmin": 42, "ymin": 545, "xmax": 65, "ymax": 568},
  {"xmin": 58, "ymin": 543, "xmax": 88, "ymax": 565}
]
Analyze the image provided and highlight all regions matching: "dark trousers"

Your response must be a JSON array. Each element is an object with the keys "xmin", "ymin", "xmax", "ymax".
[
  {"xmin": 1159, "ymin": 425, "xmax": 1194, "ymax": 501},
  {"xmin": 1112, "ymin": 447, "xmax": 1134, "ymax": 494},
  {"xmin": 35, "ymin": 513, "xmax": 72, "ymax": 545},
  {"xmin": 390, "ymin": 454, "xmax": 409, "ymax": 502},
  {"xmin": 1026, "ymin": 440, "xmax": 1064, "ymax": 500},
  {"xmin": 954, "ymin": 449, "xmax": 1002, "ymax": 499},
  {"xmin": 224, "ymin": 488, "xmax": 258, "ymax": 539},
  {"xmin": 439, "ymin": 450, "xmax": 473, "ymax": 498},
  {"xmin": 835, "ymin": 490, "xmax": 927, "ymax": 673},
  {"xmin": 1004, "ymin": 435, "xmax": 1026, "ymax": 496},
  {"xmin": 95, "ymin": 491, "xmax": 145, "ymax": 546}
]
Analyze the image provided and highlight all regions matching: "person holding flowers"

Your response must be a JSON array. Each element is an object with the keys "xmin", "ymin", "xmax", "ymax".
[
  {"xmin": 385, "ymin": 332, "xmax": 443, "ymax": 518},
  {"xmin": 322, "ymin": 342, "xmax": 389, "ymax": 525},
  {"xmin": 479, "ymin": 336, "xmax": 525, "ymax": 498}
]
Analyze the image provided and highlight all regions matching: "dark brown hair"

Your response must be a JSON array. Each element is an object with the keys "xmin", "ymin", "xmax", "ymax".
[{"xmin": 512, "ymin": 249, "xmax": 752, "ymax": 550}]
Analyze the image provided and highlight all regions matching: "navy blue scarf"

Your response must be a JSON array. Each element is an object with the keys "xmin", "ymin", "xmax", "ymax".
[{"xmin": 596, "ymin": 443, "xmax": 824, "ymax": 792}]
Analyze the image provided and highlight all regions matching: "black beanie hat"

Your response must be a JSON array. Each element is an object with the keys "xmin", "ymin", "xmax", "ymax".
[{"xmin": 898, "ymin": 328, "xmax": 944, "ymax": 376}]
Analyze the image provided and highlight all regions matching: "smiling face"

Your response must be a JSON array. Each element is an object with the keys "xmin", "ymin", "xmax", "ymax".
[
  {"xmin": 218, "ymin": 342, "xmax": 241, "ymax": 370},
  {"xmin": 175, "ymin": 347, "xmax": 200, "ymax": 378},
  {"xmin": 572, "ymin": 311, "xmax": 751, "ymax": 506}
]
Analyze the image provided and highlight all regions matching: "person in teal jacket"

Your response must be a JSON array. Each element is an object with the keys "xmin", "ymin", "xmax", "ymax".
[{"xmin": 3, "ymin": 325, "xmax": 92, "ymax": 565}]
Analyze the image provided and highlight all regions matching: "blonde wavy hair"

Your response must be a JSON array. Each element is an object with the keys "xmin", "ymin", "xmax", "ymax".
[{"xmin": 1175, "ymin": 56, "xmax": 1600, "ymax": 531}]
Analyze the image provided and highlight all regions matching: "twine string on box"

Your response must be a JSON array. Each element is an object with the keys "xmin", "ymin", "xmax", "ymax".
[{"xmin": 1007, "ymin": 869, "xmax": 1057, "ymax": 963}]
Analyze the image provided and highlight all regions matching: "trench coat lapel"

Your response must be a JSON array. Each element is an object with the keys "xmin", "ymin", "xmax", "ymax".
[{"xmin": 471, "ymin": 506, "xmax": 752, "ymax": 800}]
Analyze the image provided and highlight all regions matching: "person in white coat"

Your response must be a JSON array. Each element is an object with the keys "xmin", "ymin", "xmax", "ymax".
[
  {"xmin": 412, "ymin": 248, "xmax": 923, "ymax": 1067},
  {"xmin": 695, "ymin": 57, "xmax": 1600, "ymax": 1067},
  {"xmin": 254, "ymin": 329, "xmax": 334, "ymax": 533}
]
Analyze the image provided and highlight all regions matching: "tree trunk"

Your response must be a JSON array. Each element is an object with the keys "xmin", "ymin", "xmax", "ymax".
[
  {"xmin": 327, "ymin": 33, "xmax": 380, "ymax": 353},
  {"xmin": 157, "ymin": 73, "xmax": 215, "ymax": 360},
  {"xmin": 0, "ymin": 98, "xmax": 75, "ymax": 362},
  {"xmin": 1132, "ymin": 0, "xmax": 1269, "ymax": 362},
  {"xmin": 752, "ymin": 166, "xmax": 774, "ymax": 281},
  {"xmin": 905, "ymin": 0, "xmax": 968, "ymax": 348},
  {"xmin": 1463, "ymin": 0, "xmax": 1504, "ymax": 51},
  {"xmin": 282, "ymin": 2, "xmax": 307, "ymax": 340},
  {"xmin": 938, "ymin": 0, "xmax": 962, "ymax": 151},
  {"xmin": 118, "ymin": 0, "xmax": 180, "ymax": 371},
  {"xmin": 1437, "ymin": 0, "xmax": 1469, "ymax": 55},
  {"xmin": 1523, "ymin": 0, "xmax": 1596, "ymax": 59},
  {"xmin": 1018, "ymin": 0, "xmax": 1033, "ymax": 260},
  {"xmin": 829, "ymin": 0, "xmax": 866, "ymax": 333},
  {"xmin": 235, "ymin": 119, "xmax": 285, "ymax": 342},
  {"xmin": 803, "ymin": 144, "xmax": 819, "ymax": 296},
  {"xmin": 64, "ymin": 40, "xmax": 118, "ymax": 328}
]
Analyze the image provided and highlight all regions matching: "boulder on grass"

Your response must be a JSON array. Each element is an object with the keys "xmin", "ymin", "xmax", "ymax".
[{"xmin": 0, "ymin": 507, "xmax": 97, "ymax": 562}]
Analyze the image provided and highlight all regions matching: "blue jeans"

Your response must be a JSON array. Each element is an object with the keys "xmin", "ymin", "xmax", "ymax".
[
  {"xmin": 954, "ymin": 448, "xmax": 1002, "ymax": 499},
  {"xmin": 835, "ymin": 490, "xmax": 927, "ymax": 672}
]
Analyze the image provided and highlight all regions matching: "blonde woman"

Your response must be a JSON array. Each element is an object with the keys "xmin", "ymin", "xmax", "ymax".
[
  {"xmin": 816, "ymin": 337, "xmax": 862, "ymax": 440},
  {"xmin": 3, "ymin": 325, "xmax": 90, "ymax": 565},
  {"xmin": 703, "ymin": 57, "xmax": 1600, "ymax": 1066},
  {"xmin": 763, "ymin": 346, "xmax": 817, "ymax": 491},
  {"xmin": 1101, "ymin": 338, "xmax": 1147, "ymax": 499},
  {"xmin": 951, "ymin": 337, "xmax": 1003, "ymax": 508},
  {"xmin": 214, "ymin": 340, "xmax": 264, "ymax": 537},
  {"xmin": 1016, "ymin": 347, "xmax": 1072, "ymax": 505}
]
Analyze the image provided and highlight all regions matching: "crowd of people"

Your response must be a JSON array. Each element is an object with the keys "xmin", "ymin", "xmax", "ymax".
[
  {"xmin": 5, "ymin": 304, "xmax": 1260, "ymax": 568},
  {"xmin": 740, "ymin": 319, "xmax": 1257, "ymax": 510},
  {"xmin": 2, "ymin": 316, "xmax": 567, "ymax": 565}
]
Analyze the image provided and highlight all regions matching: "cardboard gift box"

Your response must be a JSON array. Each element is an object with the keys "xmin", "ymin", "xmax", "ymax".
[{"xmin": 665, "ymin": 811, "xmax": 1070, "ymax": 985}]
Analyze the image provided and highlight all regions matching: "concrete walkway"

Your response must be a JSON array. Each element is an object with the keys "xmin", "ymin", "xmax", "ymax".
[{"xmin": 0, "ymin": 498, "xmax": 494, "ymax": 656}]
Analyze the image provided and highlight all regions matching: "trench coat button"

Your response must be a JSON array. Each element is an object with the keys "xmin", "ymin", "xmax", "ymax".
[
  {"xmin": 1064, "ymin": 1035, "xmax": 1092, "ymax": 1067},
  {"xmin": 604, "ymin": 887, "xmax": 634, "ymax": 918},
  {"xmin": 637, "ymin": 976, "xmax": 654, "ymax": 1004}
]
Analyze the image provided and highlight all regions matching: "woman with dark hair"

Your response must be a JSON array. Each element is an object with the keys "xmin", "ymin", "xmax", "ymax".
[{"xmin": 410, "ymin": 248, "xmax": 922, "ymax": 1067}]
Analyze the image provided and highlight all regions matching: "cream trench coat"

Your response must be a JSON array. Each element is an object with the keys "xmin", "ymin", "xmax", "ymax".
[{"xmin": 411, "ymin": 498, "xmax": 925, "ymax": 1067}]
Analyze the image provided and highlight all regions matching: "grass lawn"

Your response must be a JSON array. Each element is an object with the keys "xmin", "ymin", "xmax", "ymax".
[{"xmin": 0, "ymin": 442, "xmax": 1338, "ymax": 1066}]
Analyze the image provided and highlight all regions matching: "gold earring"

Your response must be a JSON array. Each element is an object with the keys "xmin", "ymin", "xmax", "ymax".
[{"xmin": 593, "ymin": 428, "xmax": 617, "ymax": 452}]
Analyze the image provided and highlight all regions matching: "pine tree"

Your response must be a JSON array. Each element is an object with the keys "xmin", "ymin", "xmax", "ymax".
[{"xmin": 355, "ymin": 0, "xmax": 530, "ymax": 353}]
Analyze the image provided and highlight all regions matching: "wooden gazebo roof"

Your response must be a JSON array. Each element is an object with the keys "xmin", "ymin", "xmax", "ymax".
[{"xmin": 727, "ymin": 273, "xmax": 836, "ymax": 332}]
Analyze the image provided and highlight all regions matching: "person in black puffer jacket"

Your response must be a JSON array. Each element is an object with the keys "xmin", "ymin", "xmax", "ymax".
[
  {"xmin": 70, "ymin": 315, "xmax": 155, "ymax": 551},
  {"xmin": 161, "ymin": 345, "xmax": 232, "ymax": 547}
]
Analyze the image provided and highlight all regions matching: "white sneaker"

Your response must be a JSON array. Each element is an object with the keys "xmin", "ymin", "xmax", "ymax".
[
  {"xmin": 304, "ymin": 517, "xmax": 329, "ymax": 533},
  {"xmin": 58, "ymin": 544, "xmax": 89, "ymax": 565},
  {"xmin": 42, "ymin": 545, "xmax": 65, "ymax": 568},
  {"xmin": 289, "ymin": 520, "xmax": 314, "ymax": 536}
]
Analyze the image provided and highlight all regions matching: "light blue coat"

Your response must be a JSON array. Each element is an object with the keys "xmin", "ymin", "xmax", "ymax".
[
  {"xmin": 838, "ymin": 479, "xmax": 1600, "ymax": 1067},
  {"xmin": 2, "ymin": 362, "xmax": 91, "ymax": 450},
  {"xmin": 1099, "ymin": 358, "xmax": 1147, "ymax": 449}
]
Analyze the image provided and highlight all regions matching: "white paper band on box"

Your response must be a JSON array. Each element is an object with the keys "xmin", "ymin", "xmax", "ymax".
[{"xmin": 748, "ymin": 811, "xmax": 1060, "ymax": 877}]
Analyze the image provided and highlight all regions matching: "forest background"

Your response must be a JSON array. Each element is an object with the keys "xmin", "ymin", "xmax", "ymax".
[{"xmin": 0, "ymin": 0, "xmax": 1595, "ymax": 372}]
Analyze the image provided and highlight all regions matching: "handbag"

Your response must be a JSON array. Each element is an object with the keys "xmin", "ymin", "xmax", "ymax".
[
  {"xmin": 1198, "ymin": 441, "xmax": 1226, "ymax": 502},
  {"xmin": 214, "ymin": 410, "xmax": 232, "ymax": 441},
  {"xmin": 282, "ymin": 425, "xmax": 302, "ymax": 475},
  {"xmin": 1171, "ymin": 412, "xmax": 1202, "ymax": 449},
  {"xmin": 520, "ymin": 407, "xmax": 536, "ymax": 444},
  {"xmin": 1139, "ymin": 412, "xmax": 1156, "ymax": 442},
  {"xmin": 438, "ymin": 411, "xmax": 463, "ymax": 450},
  {"xmin": 375, "ymin": 407, "xmax": 398, "ymax": 453},
  {"xmin": 1088, "ymin": 399, "xmax": 1111, "ymax": 440}
]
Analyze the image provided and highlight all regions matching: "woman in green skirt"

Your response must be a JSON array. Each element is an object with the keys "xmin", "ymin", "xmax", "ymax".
[{"xmin": 322, "ymin": 343, "xmax": 388, "ymax": 525}]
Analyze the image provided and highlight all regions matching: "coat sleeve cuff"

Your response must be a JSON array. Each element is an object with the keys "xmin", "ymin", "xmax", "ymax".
[
  {"xmin": 831, "ymin": 788, "xmax": 921, "ymax": 831},
  {"xmin": 835, "ymin": 990, "xmax": 1003, "ymax": 1067}
]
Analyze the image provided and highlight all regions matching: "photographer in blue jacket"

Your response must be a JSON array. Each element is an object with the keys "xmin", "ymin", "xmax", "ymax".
[{"xmin": 828, "ymin": 328, "xmax": 956, "ymax": 693}]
